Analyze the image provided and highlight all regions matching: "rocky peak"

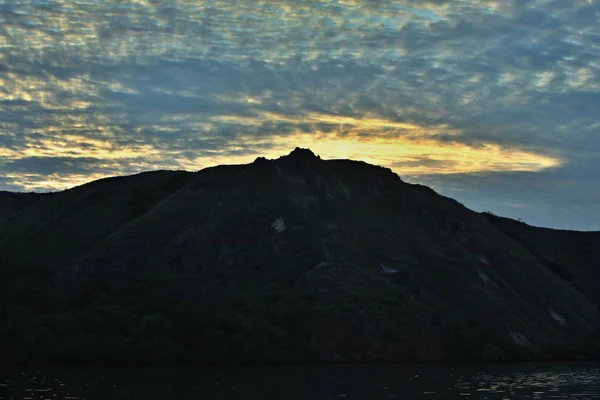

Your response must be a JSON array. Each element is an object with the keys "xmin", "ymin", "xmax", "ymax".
[
  {"xmin": 277, "ymin": 147, "xmax": 322, "ymax": 168},
  {"xmin": 253, "ymin": 156, "xmax": 270, "ymax": 165},
  {"xmin": 284, "ymin": 147, "xmax": 321, "ymax": 161}
]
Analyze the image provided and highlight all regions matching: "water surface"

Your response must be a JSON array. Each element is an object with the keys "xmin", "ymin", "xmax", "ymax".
[{"xmin": 1, "ymin": 362, "xmax": 599, "ymax": 399}]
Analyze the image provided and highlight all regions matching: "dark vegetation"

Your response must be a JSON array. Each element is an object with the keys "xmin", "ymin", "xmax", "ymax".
[{"xmin": 0, "ymin": 148, "xmax": 599, "ymax": 365}]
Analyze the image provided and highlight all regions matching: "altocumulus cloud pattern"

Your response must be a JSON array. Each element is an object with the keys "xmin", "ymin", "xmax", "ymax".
[{"xmin": 0, "ymin": 0, "xmax": 599, "ymax": 230}]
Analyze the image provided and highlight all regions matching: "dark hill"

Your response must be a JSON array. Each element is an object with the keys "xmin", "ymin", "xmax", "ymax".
[
  {"xmin": 0, "ymin": 191, "xmax": 44, "ymax": 221},
  {"xmin": 483, "ymin": 214, "xmax": 600, "ymax": 312},
  {"xmin": 0, "ymin": 149, "xmax": 598, "ymax": 365}
]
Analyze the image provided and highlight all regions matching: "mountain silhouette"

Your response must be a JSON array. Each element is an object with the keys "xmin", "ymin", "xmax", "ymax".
[{"xmin": 0, "ymin": 148, "xmax": 598, "ymax": 364}]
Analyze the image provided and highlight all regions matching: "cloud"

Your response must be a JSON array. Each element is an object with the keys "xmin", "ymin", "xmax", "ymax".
[{"xmin": 0, "ymin": 0, "xmax": 599, "ymax": 229}]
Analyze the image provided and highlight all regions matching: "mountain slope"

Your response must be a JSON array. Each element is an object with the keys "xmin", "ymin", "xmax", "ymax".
[
  {"xmin": 0, "ymin": 148, "xmax": 598, "ymax": 364},
  {"xmin": 483, "ymin": 214, "xmax": 600, "ymax": 310},
  {"xmin": 0, "ymin": 191, "xmax": 44, "ymax": 222}
]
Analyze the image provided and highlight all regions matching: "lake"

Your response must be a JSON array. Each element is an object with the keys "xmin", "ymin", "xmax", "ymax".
[{"xmin": 1, "ymin": 363, "xmax": 599, "ymax": 399}]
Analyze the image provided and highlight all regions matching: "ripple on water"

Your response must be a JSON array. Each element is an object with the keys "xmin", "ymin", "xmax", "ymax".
[{"xmin": 0, "ymin": 364, "xmax": 598, "ymax": 399}]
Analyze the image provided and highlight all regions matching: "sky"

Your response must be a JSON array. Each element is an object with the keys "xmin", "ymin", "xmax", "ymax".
[{"xmin": 1, "ymin": 0, "xmax": 599, "ymax": 230}]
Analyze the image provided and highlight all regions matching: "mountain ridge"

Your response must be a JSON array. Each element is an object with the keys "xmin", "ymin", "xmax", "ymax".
[{"xmin": 0, "ymin": 148, "xmax": 598, "ymax": 364}]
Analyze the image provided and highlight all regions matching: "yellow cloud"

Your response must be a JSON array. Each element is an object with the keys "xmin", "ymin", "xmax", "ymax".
[
  {"xmin": 3, "ymin": 102, "xmax": 561, "ymax": 191},
  {"xmin": 4, "ymin": 172, "xmax": 116, "ymax": 192},
  {"xmin": 5, "ymin": 127, "xmax": 561, "ymax": 192},
  {"xmin": 185, "ymin": 111, "xmax": 563, "ymax": 175},
  {"xmin": 211, "ymin": 111, "xmax": 462, "ymax": 137},
  {"xmin": 185, "ymin": 130, "xmax": 561, "ymax": 176},
  {"xmin": 19, "ymin": 138, "xmax": 161, "ymax": 160}
]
